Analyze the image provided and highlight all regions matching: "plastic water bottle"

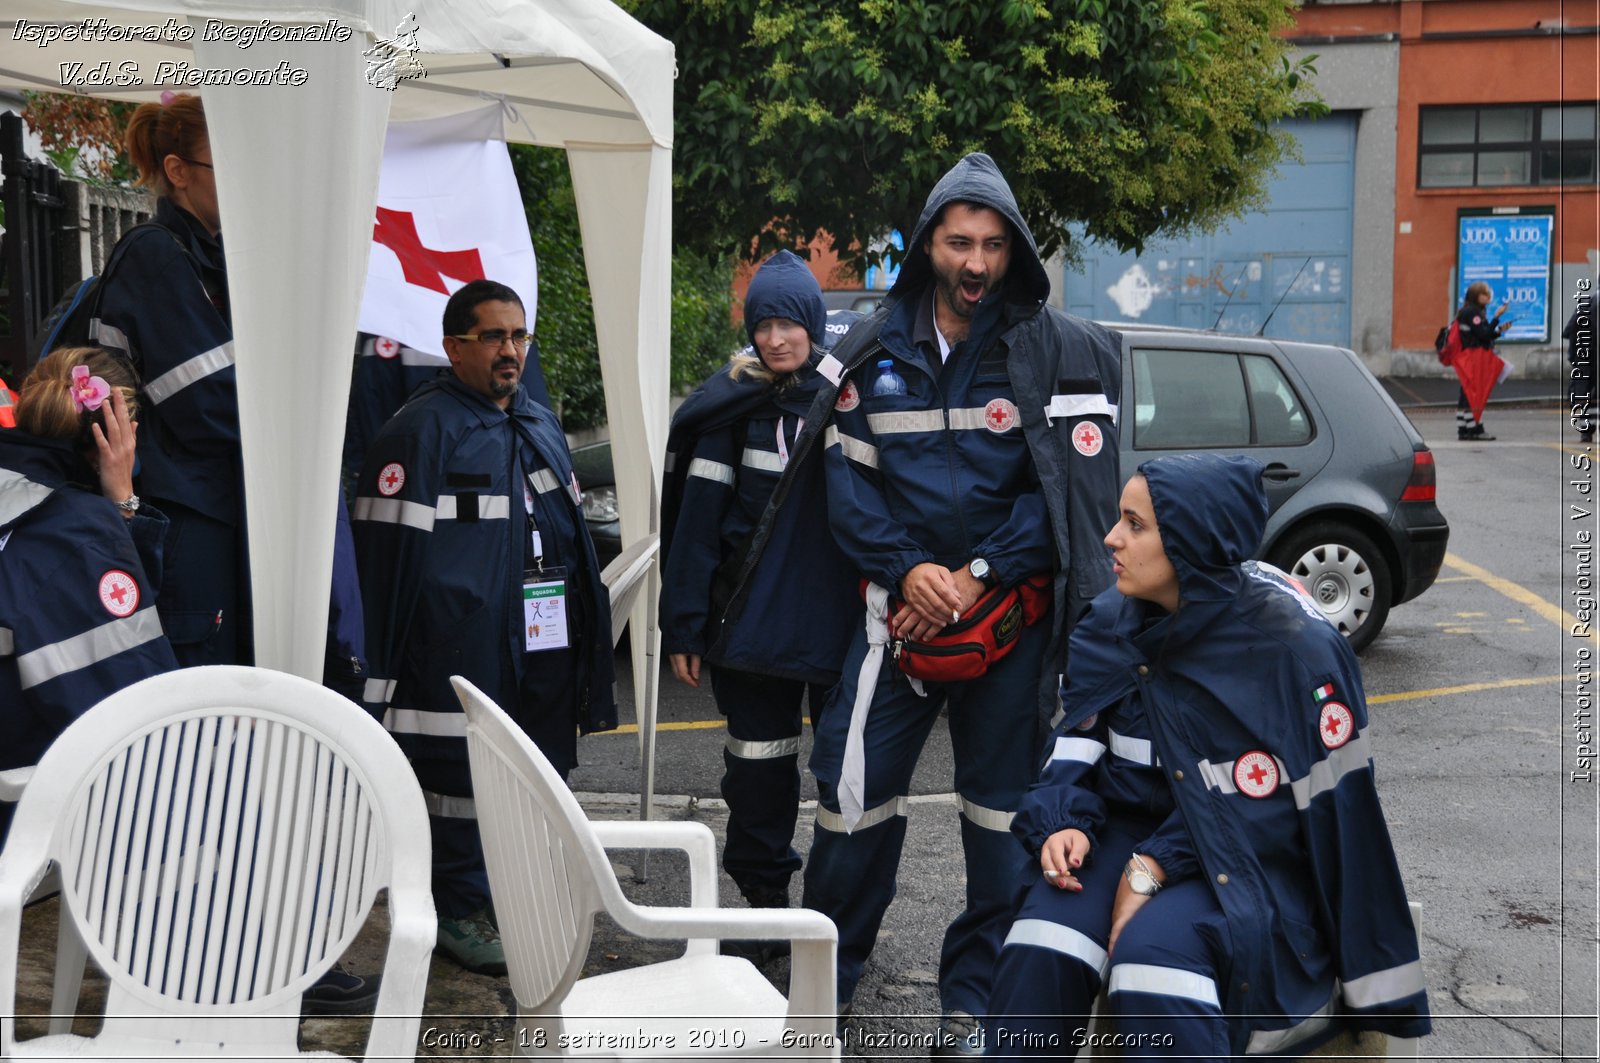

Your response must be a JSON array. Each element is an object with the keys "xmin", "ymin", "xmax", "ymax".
[{"xmin": 870, "ymin": 358, "xmax": 907, "ymax": 397}]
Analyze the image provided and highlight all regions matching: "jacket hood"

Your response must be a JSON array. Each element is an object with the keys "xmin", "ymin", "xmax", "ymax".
[
  {"xmin": 0, "ymin": 432, "xmax": 89, "ymax": 531},
  {"xmin": 744, "ymin": 250, "xmax": 826, "ymax": 349},
  {"xmin": 1140, "ymin": 453, "xmax": 1268, "ymax": 604},
  {"xmin": 890, "ymin": 152, "xmax": 1050, "ymax": 307}
]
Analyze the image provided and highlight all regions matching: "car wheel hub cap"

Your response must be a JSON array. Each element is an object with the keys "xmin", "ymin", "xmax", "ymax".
[{"xmin": 1293, "ymin": 543, "xmax": 1374, "ymax": 635}]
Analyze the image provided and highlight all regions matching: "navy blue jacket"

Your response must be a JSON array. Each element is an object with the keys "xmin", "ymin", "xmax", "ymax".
[
  {"xmin": 0, "ymin": 431, "xmax": 177, "ymax": 775},
  {"xmin": 1015, "ymin": 453, "xmax": 1430, "ymax": 1051},
  {"xmin": 782, "ymin": 153, "xmax": 1123, "ymax": 724},
  {"xmin": 660, "ymin": 311, "xmax": 863, "ymax": 684},
  {"xmin": 353, "ymin": 375, "xmax": 616, "ymax": 758},
  {"xmin": 94, "ymin": 198, "xmax": 239, "ymax": 527}
]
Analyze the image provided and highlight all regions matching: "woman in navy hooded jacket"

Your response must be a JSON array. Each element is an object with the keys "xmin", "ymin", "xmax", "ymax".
[
  {"xmin": 987, "ymin": 454, "xmax": 1429, "ymax": 1058},
  {"xmin": 661, "ymin": 251, "xmax": 861, "ymax": 923}
]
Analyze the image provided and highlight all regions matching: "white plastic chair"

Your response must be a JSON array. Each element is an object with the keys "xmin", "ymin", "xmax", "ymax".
[
  {"xmin": 0, "ymin": 666, "xmax": 436, "ymax": 1059},
  {"xmin": 453, "ymin": 676, "xmax": 840, "ymax": 1059},
  {"xmin": 600, "ymin": 532, "xmax": 660, "ymax": 648}
]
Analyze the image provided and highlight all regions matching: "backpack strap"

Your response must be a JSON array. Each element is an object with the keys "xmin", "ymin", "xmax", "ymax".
[{"xmin": 85, "ymin": 221, "xmax": 202, "ymax": 372}]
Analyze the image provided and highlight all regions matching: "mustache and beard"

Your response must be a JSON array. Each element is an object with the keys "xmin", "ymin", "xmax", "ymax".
[{"xmin": 489, "ymin": 354, "xmax": 522, "ymax": 398}]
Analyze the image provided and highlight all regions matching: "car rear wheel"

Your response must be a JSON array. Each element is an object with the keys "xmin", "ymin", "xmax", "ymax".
[{"xmin": 1267, "ymin": 522, "xmax": 1393, "ymax": 653}]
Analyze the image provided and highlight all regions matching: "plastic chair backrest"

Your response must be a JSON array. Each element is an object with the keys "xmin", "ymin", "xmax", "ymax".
[
  {"xmin": 455, "ymin": 676, "xmax": 624, "ymax": 1013},
  {"xmin": 0, "ymin": 666, "xmax": 432, "ymax": 1053}
]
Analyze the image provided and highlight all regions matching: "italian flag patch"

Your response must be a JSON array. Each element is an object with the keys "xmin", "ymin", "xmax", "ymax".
[{"xmin": 1313, "ymin": 683, "xmax": 1336, "ymax": 703}]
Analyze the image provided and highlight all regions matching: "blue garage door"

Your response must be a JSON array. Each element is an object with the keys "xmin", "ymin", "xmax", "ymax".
[{"xmin": 1063, "ymin": 114, "xmax": 1357, "ymax": 345}]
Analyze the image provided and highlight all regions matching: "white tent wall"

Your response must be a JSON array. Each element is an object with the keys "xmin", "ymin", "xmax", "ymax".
[
  {"xmin": 567, "ymin": 143, "xmax": 671, "ymax": 797},
  {"xmin": 200, "ymin": 29, "xmax": 390, "ymax": 677}
]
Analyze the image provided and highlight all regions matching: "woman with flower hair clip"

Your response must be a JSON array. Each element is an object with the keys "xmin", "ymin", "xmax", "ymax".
[{"xmin": 0, "ymin": 346, "xmax": 177, "ymax": 840}]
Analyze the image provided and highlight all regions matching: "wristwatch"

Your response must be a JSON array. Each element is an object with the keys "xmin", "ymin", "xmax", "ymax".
[
  {"xmin": 968, "ymin": 557, "xmax": 994, "ymax": 586},
  {"xmin": 1124, "ymin": 853, "xmax": 1161, "ymax": 896}
]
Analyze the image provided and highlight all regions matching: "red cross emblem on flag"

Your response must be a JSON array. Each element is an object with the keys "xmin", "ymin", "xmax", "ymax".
[
  {"xmin": 372, "ymin": 207, "xmax": 487, "ymax": 295},
  {"xmin": 374, "ymin": 337, "xmax": 401, "ymax": 360},
  {"xmin": 1233, "ymin": 750, "xmax": 1280, "ymax": 798},
  {"xmin": 1318, "ymin": 701, "xmax": 1355, "ymax": 749},
  {"xmin": 377, "ymin": 462, "xmax": 407, "ymax": 497},
  {"xmin": 98, "ymin": 569, "xmax": 140, "ymax": 618},
  {"xmin": 1071, "ymin": 420, "xmax": 1103, "ymax": 457}
]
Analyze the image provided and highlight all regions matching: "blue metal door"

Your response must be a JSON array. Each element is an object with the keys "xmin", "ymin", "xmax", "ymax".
[{"xmin": 1064, "ymin": 114, "xmax": 1357, "ymax": 345}]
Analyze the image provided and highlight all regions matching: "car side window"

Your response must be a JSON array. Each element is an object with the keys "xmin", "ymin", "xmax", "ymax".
[
  {"xmin": 1132, "ymin": 348, "xmax": 1251, "ymax": 449},
  {"xmin": 1242, "ymin": 354, "xmax": 1311, "ymax": 445}
]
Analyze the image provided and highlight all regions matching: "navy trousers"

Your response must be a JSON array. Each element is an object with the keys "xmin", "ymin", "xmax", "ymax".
[
  {"xmin": 987, "ymin": 820, "xmax": 1233, "ymax": 1060},
  {"xmin": 421, "ymin": 643, "xmax": 580, "ymax": 920},
  {"xmin": 803, "ymin": 620, "xmax": 1047, "ymax": 1015},
  {"xmin": 710, "ymin": 666, "xmax": 829, "ymax": 899}
]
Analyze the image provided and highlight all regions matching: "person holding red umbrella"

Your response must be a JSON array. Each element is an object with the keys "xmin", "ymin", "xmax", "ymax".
[{"xmin": 1454, "ymin": 281, "xmax": 1511, "ymax": 441}]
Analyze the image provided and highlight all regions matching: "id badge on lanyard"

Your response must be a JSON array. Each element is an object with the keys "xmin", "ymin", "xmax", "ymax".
[{"xmin": 522, "ymin": 469, "xmax": 569, "ymax": 651}]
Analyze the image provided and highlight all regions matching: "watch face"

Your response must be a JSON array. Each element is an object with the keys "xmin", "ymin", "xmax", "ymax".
[
  {"xmin": 1129, "ymin": 869, "xmax": 1157, "ymax": 895},
  {"xmin": 970, "ymin": 558, "xmax": 990, "ymax": 580}
]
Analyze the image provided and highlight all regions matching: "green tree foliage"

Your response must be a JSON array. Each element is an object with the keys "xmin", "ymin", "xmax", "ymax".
[
  {"xmin": 510, "ymin": 145, "xmax": 740, "ymax": 427},
  {"xmin": 619, "ymin": 0, "xmax": 1323, "ymax": 272}
]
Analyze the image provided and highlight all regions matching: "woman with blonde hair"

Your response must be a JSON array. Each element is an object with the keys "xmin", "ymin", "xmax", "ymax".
[{"xmin": 0, "ymin": 346, "xmax": 176, "ymax": 839}]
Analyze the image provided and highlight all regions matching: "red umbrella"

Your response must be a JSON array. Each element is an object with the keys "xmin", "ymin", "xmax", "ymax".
[{"xmin": 1452, "ymin": 345, "xmax": 1506, "ymax": 423}]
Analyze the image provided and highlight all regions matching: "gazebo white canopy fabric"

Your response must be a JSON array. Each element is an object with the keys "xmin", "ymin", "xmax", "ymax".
[{"xmin": 0, "ymin": 0, "xmax": 671, "ymax": 794}]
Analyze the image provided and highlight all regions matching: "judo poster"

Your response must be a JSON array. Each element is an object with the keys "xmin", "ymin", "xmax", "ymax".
[{"xmin": 1457, "ymin": 210, "xmax": 1553, "ymax": 343}]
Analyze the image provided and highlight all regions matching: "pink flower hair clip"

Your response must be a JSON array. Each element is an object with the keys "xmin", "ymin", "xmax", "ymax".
[
  {"xmin": 70, "ymin": 364, "xmax": 112, "ymax": 413},
  {"xmin": 160, "ymin": 90, "xmax": 177, "ymax": 106}
]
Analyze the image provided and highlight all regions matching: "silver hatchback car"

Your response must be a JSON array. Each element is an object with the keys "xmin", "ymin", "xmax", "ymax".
[{"xmin": 1113, "ymin": 325, "xmax": 1448, "ymax": 652}]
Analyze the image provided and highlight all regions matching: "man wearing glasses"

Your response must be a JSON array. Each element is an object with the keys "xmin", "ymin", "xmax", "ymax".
[{"xmin": 352, "ymin": 279, "xmax": 617, "ymax": 975}]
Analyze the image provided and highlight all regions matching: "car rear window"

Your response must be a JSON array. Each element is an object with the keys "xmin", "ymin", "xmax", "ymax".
[{"xmin": 1133, "ymin": 348, "xmax": 1311, "ymax": 449}]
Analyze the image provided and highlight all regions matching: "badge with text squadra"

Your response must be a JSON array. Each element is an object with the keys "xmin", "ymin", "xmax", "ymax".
[{"xmin": 523, "ymin": 570, "xmax": 569, "ymax": 652}]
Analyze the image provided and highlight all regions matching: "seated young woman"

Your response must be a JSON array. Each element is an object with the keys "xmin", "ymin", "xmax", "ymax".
[{"xmin": 986, "ymin": 453, "xmax": 1430, "ymax": 1059}]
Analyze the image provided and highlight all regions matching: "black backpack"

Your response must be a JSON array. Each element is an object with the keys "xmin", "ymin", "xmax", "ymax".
[{"xmin": 33, "ymin": 221, "xmax": 190, "ymax": 371}]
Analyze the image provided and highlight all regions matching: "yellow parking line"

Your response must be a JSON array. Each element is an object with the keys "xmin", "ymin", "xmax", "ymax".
[
  {"xmin": 1543, "ymin": 442, "xmax": 1593, "ymax": 457},
  {"xmin": 1368, "ymin": 674, "xmax": 1563, "ymax": 704},
  {"xmin": 1442, "ymin": 553, "xmax": 1595, "ymax": 644},
  {"xmin": 603, "ymin": 719, "xmax": 727, "ymax": 736}
]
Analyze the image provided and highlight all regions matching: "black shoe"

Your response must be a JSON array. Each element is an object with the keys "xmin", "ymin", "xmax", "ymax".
[
  {"xmin": 719, "ymin": 884, "xmax": 792, "ymax": 965},
  {"xmin": 301, "ymin": 963, "xmax": 381, "ymax": 1017},
  {"xmin": 932, "ymin": 1012, "xmax": 987, "ymax": 1058}
]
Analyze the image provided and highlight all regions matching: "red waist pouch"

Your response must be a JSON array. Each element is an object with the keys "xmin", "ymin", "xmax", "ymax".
[{"xmin": 871, "ymin": 573, "xmax": 1051, "ymax": 683}]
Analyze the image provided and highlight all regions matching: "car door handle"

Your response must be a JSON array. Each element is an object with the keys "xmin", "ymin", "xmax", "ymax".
[{"xmin": 1262, "ymin": 463, "xmax": 1301, "ymax": 482}]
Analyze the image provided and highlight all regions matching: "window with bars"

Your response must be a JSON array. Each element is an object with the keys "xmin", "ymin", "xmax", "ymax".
[{"xmin": 1418, "ymin": 103, "xmax": 1596, "ymax": 188}]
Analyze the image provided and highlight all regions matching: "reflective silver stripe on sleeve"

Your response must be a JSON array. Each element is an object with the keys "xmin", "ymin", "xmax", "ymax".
[
  {"xmin": 0, "ymin": 468, "xmax": 56, "ymax": 529},
  {"xmin": 1108, "ymin": 963, "xmax": 1221, "ymax": 1008},
  {"xmin": 957, "ymin": 795, "xmax": 1014, "ymax": 833},
  {"xmin": 825, "ymin": 426, "xmax": 879, "ymax": 469},
  {"xmin": 143, "ymin": 342, "xmax": 236, "ymax": 405},
  {"xmin": 867, "ymin": 409, "xmax": 945, "ymax": 435},
  {"xmin": 351, "ymin": 495, "xmax": 436, "ymax": 533},
  {"xmin": 530, "ymin": 468, "xmax": 562, "ymax": 495},
  {"xmin": 815, "ymin": 353, "xmax": 844, "ymax": 386},
  {"xmin": 362, "ymin": 677, "xmax": 397, "ymax": 705},
  {"xmin": 1109, "ymin": 729, "xmax": 1155, "ymax": 766},
  {"xmin": 1044, "ymin": 393, "xmax": 1119, "ymax": 425},
  {"xmin": 422, "ymin": 789, "xmax": 477, "ymax": 819},
  {"xmin": 17, "ymin": 607, "xmax": 164, "ymax": 690},
  {"xmin": 664, "ymin": 450, "xmax": 677, "ymax": 474},
  {"xmin": 1002, "ymin": 918, "xmax": 1108, "ymax": 976},
  {"xmin": 436, "ymin": 494, "xmax": 512, "ymax": 520},
  {"xmin": 1198, "ymin": 754, "xmax": 1289, "ymax": 797},
  {"xmin": 88, "ymin": 318, "xmax": 130, "ymax": 354},
  {"xmin": 688, "ymin": 457, "xmax": 735, "ymax": 486},
  {"xmin": 384, "ymin": 707, "xmax": 467, "ymax": 738},
  {"xmin": 1289, "ymin": 733, "xmax": 1373, "ymax": 810},
  {"xmin": 741, "ymin": 448, "xmax": 785, "ymax": 474},
  {"xmin": 1245, "ymin": 993, "xmax": 1336, "ymax": 1054},
  {"xmin": 1342, "ymin": 959, "xmax": 1425, "ymax": 1009},
  {"xmin": 816, "ymin": 795, "xmax": 907, "ymax": 833},
  {"xmin": 0, "ymin": 627, "xmax": 13, "ymax": 656},
  {"xmin": 1050, "ymin": 736, "xmax": 1106, "ymax": 765},
  {"xmin": 726, "ymin": 735, "xmax": 801, "ymax": 760}
]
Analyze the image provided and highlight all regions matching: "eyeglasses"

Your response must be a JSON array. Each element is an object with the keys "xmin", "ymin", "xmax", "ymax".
[
  {"xmin": 178, "ymin": 157, "xmax": 214, "ymax": 171},
  {"xmin": 453, "ymin": 329, "xmax": 533, "ymax": 350}
]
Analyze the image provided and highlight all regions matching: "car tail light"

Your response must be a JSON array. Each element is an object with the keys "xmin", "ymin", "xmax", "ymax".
[{"xmin": 1401, "ymin": 449, "xmax": 1436, "ymax": 501}]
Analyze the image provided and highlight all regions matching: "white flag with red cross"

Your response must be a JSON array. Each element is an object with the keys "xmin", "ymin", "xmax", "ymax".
[{"xmin": 357, "ymin": 103, "xmax": 537, "ymax": 357}]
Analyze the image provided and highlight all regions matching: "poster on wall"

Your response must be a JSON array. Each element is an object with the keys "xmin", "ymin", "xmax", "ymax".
[{"xmin": 1457, "ymin": 208, "xmax": 1554, "ymax": 343}]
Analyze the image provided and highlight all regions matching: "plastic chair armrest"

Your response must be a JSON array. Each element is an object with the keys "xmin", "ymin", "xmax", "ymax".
[
  {"xmin": 0, "ymin": 767, "xmax": 34, "ymax": 803},
  {"xmin": 591, "ymin": 820, "xmax": 717, "ymax": 908},
  {"xmin": 608, "ymin": 902, "xmax": 837, "ymax": 943},
  {"xmin": 363, "ymin": 905, "xmax": 436, "ymax": 1061}
]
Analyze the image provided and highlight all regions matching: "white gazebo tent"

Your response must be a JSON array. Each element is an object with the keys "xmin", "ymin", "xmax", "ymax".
[{"xmin": 0, "ymin": 0, "xmax": 672, "ymax": 808}]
